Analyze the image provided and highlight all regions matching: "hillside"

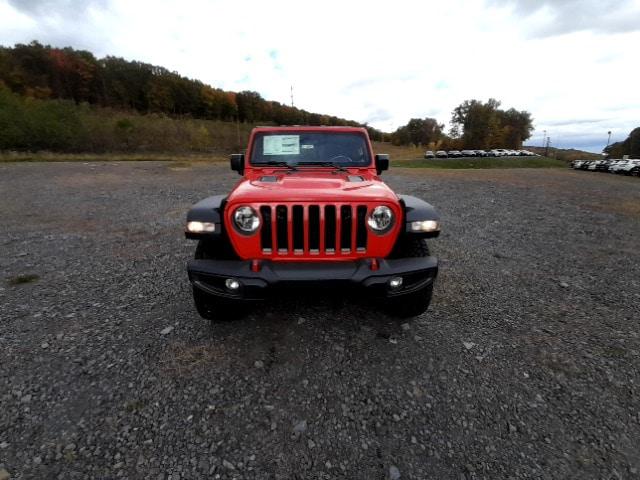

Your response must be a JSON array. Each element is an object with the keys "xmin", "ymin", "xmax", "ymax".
[
  {"xmin": 524, "ymin": 146, "xmax": 601, "ymax": 162},
  {"xmin": 0, "ymin": 41, "xmax": 381, "ymax": 151}
]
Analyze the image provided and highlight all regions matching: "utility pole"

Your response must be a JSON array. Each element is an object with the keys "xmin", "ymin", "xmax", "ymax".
[
  {"xmin": 606, "ymin": 130, "xmax": 612, "ymax": 147},
  {"xmin": 542, "ymin": 129, "xmax": 547, "ymax": 148},
  {"xmin": 544, "ymin": 137, "xmax": 551, "ymax": 157},
  {"xmin": 290, "ymin": 85, "xmax": 294, "ymax": 108}
]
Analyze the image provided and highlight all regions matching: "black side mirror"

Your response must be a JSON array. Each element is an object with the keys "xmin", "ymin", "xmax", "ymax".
[
  {"xmin": 375, "ymin": 154, "xmax": 389, "ymax": 174},
  {"xmin": 230, "ymin": 154, "xmax": 244, "ymax": 175}
]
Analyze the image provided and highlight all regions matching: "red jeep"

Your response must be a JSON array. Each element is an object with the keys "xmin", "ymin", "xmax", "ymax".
[{"xmin": 185, "ymin": 126, "xmax": 440, "ymax": 320}]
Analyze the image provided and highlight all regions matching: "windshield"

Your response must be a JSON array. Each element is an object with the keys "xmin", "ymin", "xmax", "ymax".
[{"xmin": 250, "ymin": 131, "xmax": 371, "ymax": 167}]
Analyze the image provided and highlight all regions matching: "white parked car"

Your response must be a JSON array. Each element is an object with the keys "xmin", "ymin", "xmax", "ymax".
[
  {"xmin": 617, "ymin": 159, "xmax": 640, "ymax": 175},
  {"xmin": 608, "ymin": 160, "xmax": 628, "ymax": 173},
  {"xmin": 572, "ymin": 160, "xmax": 586, "ymax": 169},
  {"xmin": 588, "ymin": 160, "xmax": 604, "ymax": 171}
]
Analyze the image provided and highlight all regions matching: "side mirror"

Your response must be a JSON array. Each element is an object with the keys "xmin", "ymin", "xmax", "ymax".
[
  {"xmin": 375, "ymin": 154, "xmax": 389, "ymax": 174},
  {"xmin": 230, "ymin": 154, "xmax": 244, "ymax": 175}
]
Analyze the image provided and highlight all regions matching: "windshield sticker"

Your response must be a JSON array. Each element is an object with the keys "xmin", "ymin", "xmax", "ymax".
[
  {"xmin": 301, "ymin": 144, "xmax": 314, "ymax": 150},
  {"xmin": 263, "ymin": 135, "xmax": 300, "ymax": 155}
]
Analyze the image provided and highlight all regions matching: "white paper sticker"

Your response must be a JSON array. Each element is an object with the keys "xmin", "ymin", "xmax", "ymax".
[{"xmin": 263, "ymin": 135, "xmax": 300, "ymax": 155}]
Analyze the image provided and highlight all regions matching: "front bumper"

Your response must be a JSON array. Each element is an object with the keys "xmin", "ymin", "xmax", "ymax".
[{"xmin": 187, "ymin": 257, "xmax": 438, "ymax": 301}]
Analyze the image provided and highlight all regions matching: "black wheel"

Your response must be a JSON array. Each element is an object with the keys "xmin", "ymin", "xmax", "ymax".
[
  {"xmin": 386, "ymin": 237, "xmax": 435, "ymax": 318},
  {"xmin": 192, "ymin": 239, "xmax": 246, "ymax": 323}
]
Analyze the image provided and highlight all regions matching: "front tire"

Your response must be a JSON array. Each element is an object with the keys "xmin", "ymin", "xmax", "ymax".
[{"xmin": 386, "ymin": 237, "xmax": 435, "ymax": 319}]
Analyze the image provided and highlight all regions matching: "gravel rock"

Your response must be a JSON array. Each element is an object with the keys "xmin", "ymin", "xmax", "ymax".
[
  {"xmin": 1, "ymin": 163, "xmax": 639, "ymax": 479},
  {"xmin": 389, "ymin": 465, "xmax": 401, "ymax": 480},
  {"xmin": 293, "ymin": 420, "xmax": 307, "ymax": 434},
  {"xmin": 160, "ymin": 326, "xmax": 174, "ymax": 335}
]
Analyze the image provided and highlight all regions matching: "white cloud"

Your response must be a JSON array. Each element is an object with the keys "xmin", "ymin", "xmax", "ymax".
[{"xmin": 1, "ymin": 0, "xmax": 638, "ymax": 152}]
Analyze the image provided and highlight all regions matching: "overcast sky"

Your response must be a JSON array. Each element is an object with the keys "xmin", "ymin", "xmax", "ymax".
[{"xmin": 1, "ymin": 0, "xmax": 639, "ymax": 152}]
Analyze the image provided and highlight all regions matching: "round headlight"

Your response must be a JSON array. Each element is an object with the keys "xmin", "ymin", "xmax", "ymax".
[
  {"xmin": 233, "ymin": 206, "xmax": 260, "ymax": 233},
  {"xmin": 367, "ymin": 206, "xmax": 394, "ymax": 232}
]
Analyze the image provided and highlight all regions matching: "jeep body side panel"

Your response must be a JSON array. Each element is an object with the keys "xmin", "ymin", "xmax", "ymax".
[{"xmin": 185, "ymin": 194, "xmax": 226, "ymax": 239}]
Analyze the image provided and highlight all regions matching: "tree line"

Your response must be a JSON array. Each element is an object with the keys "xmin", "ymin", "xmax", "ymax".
[
  {"xmin": 0, "ymin": 86, "xmax": 256, "ymax": 152},
  {"xmin": 1, "ymin": 41, "xmax": 538, "ymax": 153},
  {"xmin": 0, "ymin": 41, "xmax": 384, "ymax": 138},
  {"xmin": 391, "ymin": 98, "xmax": 534, "ymax": 149}
]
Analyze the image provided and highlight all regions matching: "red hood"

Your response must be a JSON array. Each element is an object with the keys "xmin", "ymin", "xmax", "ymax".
[{"xmin": 227, "ymin": 170, "xmax": 399, "ymax": 205}]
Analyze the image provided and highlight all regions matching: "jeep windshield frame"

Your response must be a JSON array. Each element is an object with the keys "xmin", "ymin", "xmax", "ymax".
[{"xmin": 249, "ymin": 131, "xmax": 372, "ymax": 168}]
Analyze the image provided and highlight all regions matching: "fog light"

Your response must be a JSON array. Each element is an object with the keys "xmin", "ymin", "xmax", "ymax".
[
  {"xmin": 225, "ymin": 278, "xmax": 241, "ymax": 291},
  {"xmin": 389, "ymin": 277, "xmax": 403, "ymax": 289}
]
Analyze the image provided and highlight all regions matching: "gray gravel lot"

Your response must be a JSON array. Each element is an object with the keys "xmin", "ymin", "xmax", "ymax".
[{"xmin": 1, "ymin": 162, "xmax": 639, "ymax": 480}]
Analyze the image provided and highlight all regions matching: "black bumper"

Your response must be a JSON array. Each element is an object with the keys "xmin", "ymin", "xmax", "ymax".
[{"xmin": 187, "ymin": 257, "xmax": 438, "ymax": 301}]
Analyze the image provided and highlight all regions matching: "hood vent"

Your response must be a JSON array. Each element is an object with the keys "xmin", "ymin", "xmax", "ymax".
[
  {"xmin": 259, "ymin": 175, "xmax": 278, "ymax": 183},
  {"xmin": 347, "ymin": 175, "xmax": 364, "ymax": 182}
]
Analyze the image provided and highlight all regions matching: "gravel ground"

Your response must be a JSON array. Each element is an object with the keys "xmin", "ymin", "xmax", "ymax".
[{"xmin": 1, "ymin": 162, "xmax": 639, "ymax": 480}]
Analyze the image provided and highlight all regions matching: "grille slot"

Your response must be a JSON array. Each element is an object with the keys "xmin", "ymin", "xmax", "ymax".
[
  {"xmin": 260, "ymin": 206, "xmax": 272, "ymax": 252},
  {"xmin": 292, "ymin": 205, "xmax": 304, "ymax": 253},
  {"xmin": 356, "ymin": 205, "xmax": 367, "ymax": 251},
  {"xmin": 258, "ymin": 204, "xmax": 371, "ymax": 256},
  {"xmin": 324, "ymin": 205, "xmax": 336, "ymax": 253},
  {"xmin": 340, "ymin": 206, "xmax": 352, "ymax": 253},
  {"xmin": 308, "ymin": 206, "xmax": 320, "ymax": 253},
  {"xmin": 276, "ymin": 205, "xmax": 288, "ymax": 253}
]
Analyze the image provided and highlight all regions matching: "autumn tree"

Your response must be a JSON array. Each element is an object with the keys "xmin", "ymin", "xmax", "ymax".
[{"xmin": 0, "ymin": 41, "xmax": 366, "ymax": 129}]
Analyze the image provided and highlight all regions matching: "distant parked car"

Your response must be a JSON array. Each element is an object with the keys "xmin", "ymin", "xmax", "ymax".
[
  {"xmin": 424, "ymin": 150, "xmax": 435, "ymax": 159},
  {"xmin": 493, "ymin": 149, "xmax": 508, "ymax": 156},
  {"xmin": 579, "ymin": 160, "xmax": 593, "ymax": 170},
  {"xmin": 436, "ymin": 150, "xmax": 448, "ymax": 158},
  {"xmin": 618, "ymin": 159, "xmax": 640, "ymax": 176},
  {"xmin": 608, "ymin": 160, "xmax": 629, "ymax": 174},
  {"xmin": 448, "ymin": 150, "xmax": 462, "ymax": 158},
  {"xmin": 475, "ymin": 150, "xmax": 488, "ymax": 157},
  {"xmin": 595, "ymin": 160, "xmax": 612, "ymax": 172},
  {"xmin": 588, "ymin": 160, "xmax": 603, "ymax": 171},
  {"xmin": 460, "ymin": 150, "xmax": 476, "ymax": 157}
]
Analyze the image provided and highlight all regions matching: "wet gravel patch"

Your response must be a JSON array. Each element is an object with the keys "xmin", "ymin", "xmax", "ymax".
[{"xmin": 1, "ymin": 162, "xmax": 639, "ymax": 479}]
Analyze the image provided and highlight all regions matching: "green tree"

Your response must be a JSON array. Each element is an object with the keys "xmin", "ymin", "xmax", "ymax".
[
  {"xmin": 450, "ymin": 98, "xmax": 533, "ymax": 149},
  {"xmin": 391, "ymin": 117, "xmax": 443, "ymax": 146}
]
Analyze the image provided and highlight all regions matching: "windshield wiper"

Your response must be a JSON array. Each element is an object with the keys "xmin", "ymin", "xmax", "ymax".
[
  {"xmin": 295, "ymin": 162, "xmax": 349, "ymax": 172},
  {"xmin": 257, "ymin": 161, "xmax": 298, "ymax": 171}
]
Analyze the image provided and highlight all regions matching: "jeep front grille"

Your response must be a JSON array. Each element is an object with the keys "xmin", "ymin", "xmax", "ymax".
[{"xmin": 259, "ymin": 204, "xmax": 369, "ymax": 256}]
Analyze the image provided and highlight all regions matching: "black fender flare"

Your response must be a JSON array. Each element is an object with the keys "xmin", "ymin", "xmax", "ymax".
[
  {"xmin": 185, "ymin": 194, "xmax": 226, "ymax": 239},
  {"xmin": 397, "ymin": 194, "xmax": 440, "ymax": 238}
]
